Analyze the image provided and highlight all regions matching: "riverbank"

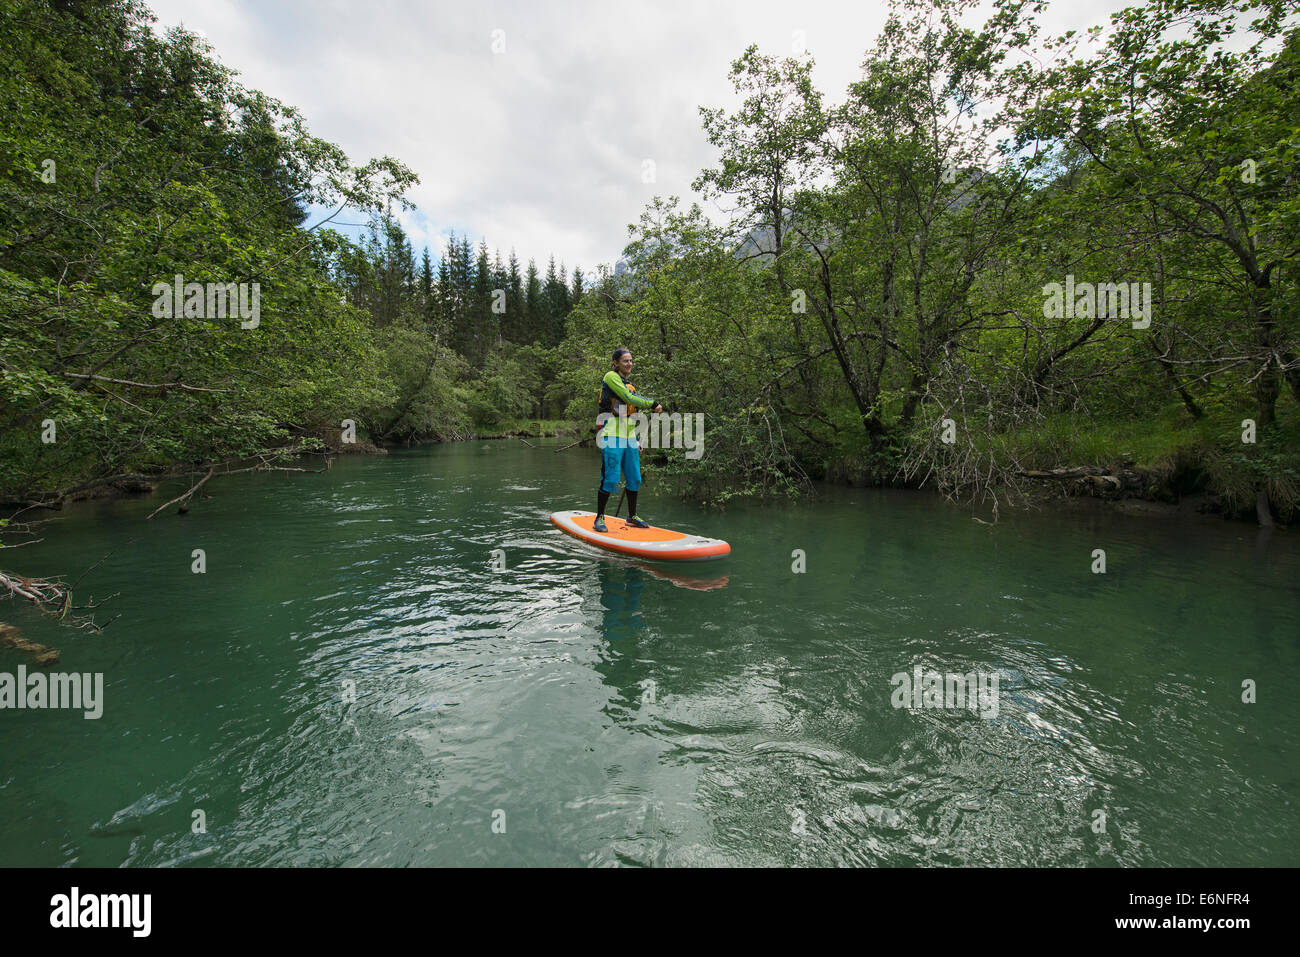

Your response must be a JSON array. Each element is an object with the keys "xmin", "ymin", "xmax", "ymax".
[
  {"xmin": 466, "ymin": 419, "xmax": 581, "ymax": 441},
  {"xmin": 290, "ymin": 403, "xmax": 1300, "ymax": 530},
  {"xmin": 815, "ymin": 397, "xmax": 1300, "ymax": 528},
  {"xmin": 822, "ymin": 459, "xmax": 1290, "ymax": 529},
  {"xmin": 8, "ymin": 404, "xmax": 1292, "ymax": 531}
]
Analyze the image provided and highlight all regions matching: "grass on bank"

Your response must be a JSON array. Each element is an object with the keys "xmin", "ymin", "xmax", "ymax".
[
  {"xmin": 815, "ymin": 392, "xmax": 1299, "ymax": 522},
  {"xmin": 996, "ymin": 395, "xmax": 1300, "ymax": 519}
]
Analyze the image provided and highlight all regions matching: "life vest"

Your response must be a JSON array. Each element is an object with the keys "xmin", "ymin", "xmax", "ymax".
[{"xmin": 598, "ymin": 375, "xmax": 642, "ymax": 418}]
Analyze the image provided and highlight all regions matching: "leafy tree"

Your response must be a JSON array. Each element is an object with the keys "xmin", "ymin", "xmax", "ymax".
[
  {"xmin": 0, "ymin": 0, "xmax": 414, "ymax": 510},
  {"xmin": 1021, "ymin": 0, "xmax": 1300, "ymax": 425}
]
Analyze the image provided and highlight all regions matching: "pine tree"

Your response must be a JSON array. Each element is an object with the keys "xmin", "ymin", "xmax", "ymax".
[
  {"xmin": 419, "ymin": 247, "xmax": 437, "ymax": 332},
  {"xmin": 570, "ymin": 265, "xmax": 585, "ymax": 305},
  {"xmin": 505, "ymin": 249, "xmax": 524, "ymax": 342},
  {"xmin": 445, "ymin": 232, "xmax": 476, "ymax": 354},
  {"xmin": 542, "ymin": 256, "xmax": 571, "ymax": 346},
  {"xmin": 436, "ymin": 245, "xmax": 453, "ymax": 335},
  {"xmin": 441, "ymin": 232, "xmax": 460, "ymax": 349},
  {"xmin": 525, "ymin": 258, "xmax": 542, "ymax": 345},
  {"xmin": 542, "ymin": 256, "xmax": 561, "ymax": 346},
  {"xmin": 491, "ymin": 248, "xmax": 507, "ymax": 347},
  {"xmin": 365, "ymin": 215, "xmax": 415, "ymax": 326},
  {"xmin": 473, "ymin": 239, "xmax": 493, "ymax": 360}
]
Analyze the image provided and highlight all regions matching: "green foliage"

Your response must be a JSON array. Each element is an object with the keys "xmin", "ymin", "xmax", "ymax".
[
  {"xmin": 0, "ymin": 0, "xmax": 586, "ymax": 502},
  {"xmin": 363, "ymin": 322, "xmax": 468, "ymax": 442},
  {"xmin": 466, "ymin": 348, "xmax": 538, "ymax": 426},
  {"xmin": 2, "ymin": 0, "xmax": 1295, "ymax": 527},
  {"xmin": 0, "ymin": 0, "xmax": 413, "ymax": 501},
  {"xmin": 578, "ymin": 0, "xmax": 1299, "ymax": 510}
]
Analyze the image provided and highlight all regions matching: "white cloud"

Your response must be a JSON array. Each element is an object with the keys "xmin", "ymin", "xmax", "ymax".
[{"xmin": 145, "ymin": 0, "xmax": 1125, "ymax": 272}]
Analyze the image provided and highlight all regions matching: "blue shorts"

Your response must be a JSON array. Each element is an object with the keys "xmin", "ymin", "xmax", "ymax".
[{"xmin": 598, "ymin": 434, "xmax": 642, "ymax": 493}]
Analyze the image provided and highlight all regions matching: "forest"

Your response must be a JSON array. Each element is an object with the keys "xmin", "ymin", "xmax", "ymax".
[{"xmin": 3, "ymin": 0, "xmax": 1298, "ymax": 618}]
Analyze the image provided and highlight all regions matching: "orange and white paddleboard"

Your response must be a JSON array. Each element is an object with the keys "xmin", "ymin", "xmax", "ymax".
[{"xmin": 549, "ymin": 510, "xmax": 731, "ymax": 562}]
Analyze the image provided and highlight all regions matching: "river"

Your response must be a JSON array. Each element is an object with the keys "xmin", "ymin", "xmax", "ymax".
[{"xmin": 2, "ymin": 440, "xmax": 1298, "ymax": 866}]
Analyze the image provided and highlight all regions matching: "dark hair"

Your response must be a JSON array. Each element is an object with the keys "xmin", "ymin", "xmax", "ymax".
[{"xmin": 612, "ymin": 348, "xmax": 631, "ymax": 363}]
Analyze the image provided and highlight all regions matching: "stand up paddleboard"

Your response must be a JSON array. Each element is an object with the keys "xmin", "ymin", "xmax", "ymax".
[{"xmin": 549, "ymin": 510, "xmax": 730, "ymax": 562}]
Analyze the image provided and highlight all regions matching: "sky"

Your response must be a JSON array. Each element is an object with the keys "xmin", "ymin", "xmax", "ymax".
[{"xmin": 144, "ymin": 0, "xmax": 1126, "ymax": 276}]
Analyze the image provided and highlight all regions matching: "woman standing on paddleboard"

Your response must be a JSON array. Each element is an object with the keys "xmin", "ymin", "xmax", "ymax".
[{"xmin": 594, "ymin": 348, "xmax": 662, "ymax": 533}]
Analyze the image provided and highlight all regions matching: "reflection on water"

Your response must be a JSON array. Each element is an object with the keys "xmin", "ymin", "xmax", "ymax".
[
  {"xmin": 599, "ymin": 563, "xmax": 649, "ymax": 644},
  {"xmin": 631, "ymin": 562, "xmax": 730, "ymax": 592}
]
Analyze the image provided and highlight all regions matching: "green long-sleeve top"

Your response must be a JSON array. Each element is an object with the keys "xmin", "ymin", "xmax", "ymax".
[{"xmin": 599, "ymin": 370, "xmax": 659, "ymax": 439}]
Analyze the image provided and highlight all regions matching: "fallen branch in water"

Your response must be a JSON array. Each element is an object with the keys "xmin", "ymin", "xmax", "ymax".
[
  {"xmin": 1, "ymin": 518, "xmax": 127, "ymax": 632},
  {"xmin": 144, "ymin": 455, "xmax": 328, "ymax": 519},
  {"xmin": 146, "ymin": 466, "xmax": 216, "ymax": 519},
  {"xmin": 553, "ymin": 437, "xmax": 593, "ymax": 452},
  {"xmin": 0, "ymin": 570, "xmax": 65, "ymax": 606},
  {"xmin": 0, "ymin": 622, "xmax": 60, "ymax": 666},
  {"xmin": 1020, "ymin": 466, "xmax": 1124, "ymax": 480},
  {"xmin": 1018, "ymin": 466, "xmax": 1151, "ymax": 494},
  {"xmin": 2, "ymin": 449, "xmax": 326, "ymax": 632},
  {"xmin": 0, "ymin": 568, "xmax": 116, "ymax": 632},
  {"xmin": 10, "ymin": 446, "xmax": 331, "ymax": 515}
]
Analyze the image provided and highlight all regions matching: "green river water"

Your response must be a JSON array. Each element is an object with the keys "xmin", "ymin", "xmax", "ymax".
[{"xmin": 2, "ymin": 440, "xmax": 1298, "ymax": 867}]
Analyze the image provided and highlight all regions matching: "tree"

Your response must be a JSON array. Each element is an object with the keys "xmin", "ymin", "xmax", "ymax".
[
  {"xmin": 473, "ymin": 239, "xmax": 493, "ymax": 359},
  {"xmin": 1023, "ymin": 0, "xmax": 1300, "ymax": 425},
  {"xmin": 504, "ymin": 249, "xmax": 525, "ymax": 342},
  {"xmin": 524, "ymin": 258, "xmax": 542, "ymax": 343},
  {"xmin": 419, "ymin": 246, "xmax": 436, "ymax": 331},
  {"xmin": 0, "ymin": 0, "xmax": 414, "ymax": 511}
]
